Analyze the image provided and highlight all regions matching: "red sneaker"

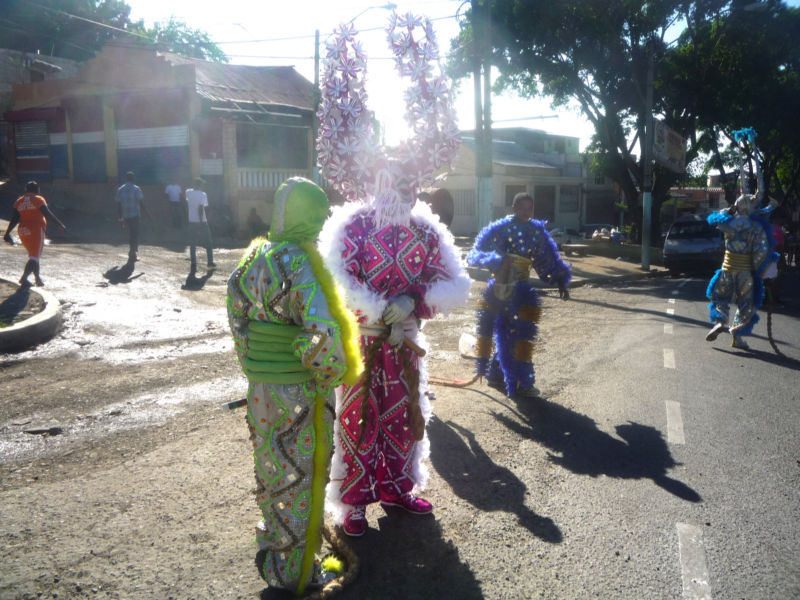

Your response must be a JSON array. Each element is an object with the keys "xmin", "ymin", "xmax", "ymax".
[
  {"xmin": 380, "ymin": 492, "xmax": 433, "ymax": 515},
  {"xmin": 342, "ymin": 505, "xmax": 367, "ymax": 537}
]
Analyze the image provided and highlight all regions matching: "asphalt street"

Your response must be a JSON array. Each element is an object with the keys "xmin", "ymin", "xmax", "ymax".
[{"xmin": 1, "ymin": 233, "xmax": 799, "ymax": 599}]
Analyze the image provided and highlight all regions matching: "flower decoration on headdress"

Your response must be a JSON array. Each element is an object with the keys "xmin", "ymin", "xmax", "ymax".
[{"xmin": 316, "ymin": 12, "xmax": 461, "ymax": 205}]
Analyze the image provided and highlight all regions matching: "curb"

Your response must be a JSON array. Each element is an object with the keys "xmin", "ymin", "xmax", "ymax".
[
  {"xmin": 0, "ymin": 278, "xmax": 63, "ymax": 353},
  {"xmin": 466, "ymin": 266, "xmax": 669, "ymax": 288}
]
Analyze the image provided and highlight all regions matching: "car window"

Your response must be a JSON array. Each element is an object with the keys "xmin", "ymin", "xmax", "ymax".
[{"xmin": 669, "ymin": 222, "xmax": 718, "ymax": 239}]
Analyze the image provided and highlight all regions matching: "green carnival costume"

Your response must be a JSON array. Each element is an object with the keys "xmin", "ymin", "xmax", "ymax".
[{"xmin": 227, "ymin": 178, "xmax": 362, "ymax": 594}]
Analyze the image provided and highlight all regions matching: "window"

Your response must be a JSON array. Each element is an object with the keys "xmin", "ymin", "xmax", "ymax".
[
  {"xmin": 560, "ymin": 185, "xmax": 579, "ymax": 213},
  {"xmin": 505, "ymin": 184, "xmax": 526, "ymax": 206},
  {"xmin": 236, "ymin": 124, "xmax": 309, "ymax": 169}
]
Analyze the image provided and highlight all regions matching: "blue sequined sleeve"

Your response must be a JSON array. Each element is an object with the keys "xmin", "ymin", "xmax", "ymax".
[
  {"xmin": 531, "ymin": 223, "xmax": 572, "ymax": 286},
  {"xmin": 466, "ymin": 218, "xmax": 510, "ymax": 272}
]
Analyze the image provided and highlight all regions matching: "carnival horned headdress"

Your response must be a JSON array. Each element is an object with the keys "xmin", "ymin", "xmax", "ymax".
[
  {"xmin": 316, "ymin": 12, "xmax": 460, "ymax": 226},
  {"xmin": 731, "ymin": 127, "xmax": 764, "ymax": 216}
]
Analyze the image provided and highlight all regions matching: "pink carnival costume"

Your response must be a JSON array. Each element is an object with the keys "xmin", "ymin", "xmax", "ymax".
[{"xmin": 316, "ymin": 14, "xmax": 470, "ymax": 536}]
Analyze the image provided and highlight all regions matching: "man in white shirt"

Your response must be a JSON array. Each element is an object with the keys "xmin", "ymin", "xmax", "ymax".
[
  {"xmin": 164, "ymin": 180, "xmax": 184, "ymax": 228},
  {"xmin": 184, "ymin": 178, "xmax": 215, "ymax": 269}
]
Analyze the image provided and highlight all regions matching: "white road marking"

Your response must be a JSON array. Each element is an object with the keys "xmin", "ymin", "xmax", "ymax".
[
  {"xmin": 664, "ymin": 324, "xmax": 673, "ymax": 335},
  {"xmin": 663, "ymin": 348, "xmax": 676, "ymax": 369},
  {"xmin": 667, "ymin": 308, "xmax": 675, "ymax": 316},
  {"xmin": 676, "ymin": 523, "xmax": 713, "ymax": 600},
  {"xmin": 666, "ymin": 399, "xmax": 684, "ymax": 443},
  {"xmin": 678, "ymin": 280, "xmax": 689, "ymax": 288},
  {"xmin": 668, "ymin": 298, "xmax": 676, "ymax": 304},
  {"xmin": 672, "ymin": 289, "xmax": 680, "ymax": 295}
]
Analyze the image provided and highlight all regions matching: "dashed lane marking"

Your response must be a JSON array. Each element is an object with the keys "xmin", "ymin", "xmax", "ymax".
[
  {"xmin": 667, "ymin": 308, "xmax": 675, "ymax": 316},
  {"xmin": 676, "ymin": 522, "xmax": 712, "ymax": 599},
  {"xmin": 664, "ymin": 324, "xmax": 673, "ymax": 335},
  {"xmin": 668, "ymin": 298, "xmax": 676, "ymax": 303},
  {"xmin": 663, "ymin": 348, "xmax": 676, "ymax": 369},
  {"xmin": 666, "ymin": 399, "xmax": 684, "ymax": 443},
  {"xmin": 672, "ymin": 289, "xmax": 680, "ymax": 295}
]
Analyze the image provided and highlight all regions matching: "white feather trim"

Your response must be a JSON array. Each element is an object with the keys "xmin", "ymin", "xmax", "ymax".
[
  {"xmin": 318, "ymin": 201, "xmax": 388, "ymax": 324},
  {"xmin": 325, "ymin": 386, "xmax": 350, "ymax": 525},
  {"xmin": 411, "ymin": 201, "xmax": 472, "ymax": 315}
]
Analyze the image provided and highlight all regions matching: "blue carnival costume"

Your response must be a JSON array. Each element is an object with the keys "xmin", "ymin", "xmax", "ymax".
[
  {"xmin": 705, "ymin": 128, "xmax": 779, "ymax": 350},
  {"xmin": 705, "ymin": 199, "xmax": 777, "ymax": 349},
  {"xmin": 467, "ymin": 216, "xmax": 571, "ymax": 396}
]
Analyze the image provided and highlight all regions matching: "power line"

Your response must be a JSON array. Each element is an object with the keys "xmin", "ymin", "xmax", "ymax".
[{"xmin": 27, "ymin": 0, "xmax": 151, "ymax": 41}]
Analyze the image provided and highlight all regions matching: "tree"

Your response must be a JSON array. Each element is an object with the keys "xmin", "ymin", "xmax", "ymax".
[
  {"xmin": 0, "ymin": 1, "xmax": 227, "ymax": 64},
  {"xmin": 130, "ymin": 17, "xmax": 229, "ymax": 63},
  {"xmin": 447, "ymin": 0, "xmax": 799, "ymax": 239}
]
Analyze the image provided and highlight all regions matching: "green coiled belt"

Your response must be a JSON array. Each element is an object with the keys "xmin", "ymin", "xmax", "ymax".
[{"xmin": 243, "ymin": 321, "xmax": 313, "ymax": 384}]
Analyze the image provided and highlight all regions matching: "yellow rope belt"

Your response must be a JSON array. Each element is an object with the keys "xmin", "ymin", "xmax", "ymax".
[{"xmin": 722, "ymin": 251, "xmax": 754, "ymax": 272}]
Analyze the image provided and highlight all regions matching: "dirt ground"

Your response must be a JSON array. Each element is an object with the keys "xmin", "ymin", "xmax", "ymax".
[{"xmin": 0, "ymin": 234, "xmax": 632, "ymax": 600}]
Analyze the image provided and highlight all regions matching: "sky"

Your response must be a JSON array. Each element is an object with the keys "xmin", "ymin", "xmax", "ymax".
[{"xmin": 124, "ymin": 0, "xmax": 595, "ymax": 149}]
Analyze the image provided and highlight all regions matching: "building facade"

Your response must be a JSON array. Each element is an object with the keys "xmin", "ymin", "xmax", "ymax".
[{"xmin": 3, "ymin": 43, "xmax": 316, "ymax": 235}]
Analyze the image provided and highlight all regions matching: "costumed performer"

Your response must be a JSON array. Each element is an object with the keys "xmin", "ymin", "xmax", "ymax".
[
  {"xmin": 705, "ymin": 128, "xmax": 778, "ymax": 350},
  {"xmin": 466, "ymin": 192, "xmax": 571, "ymax": 398},
  {"xmin": 226, "ymin": 177, "xmax": 363, "ymax": 594},
  {"xmin": 315, "ymin": 14, "xmax": 470, "ymax": 537}
]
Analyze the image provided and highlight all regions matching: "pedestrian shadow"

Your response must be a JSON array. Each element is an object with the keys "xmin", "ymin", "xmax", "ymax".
[
  {"xmin": 494, "ymin": 399, "xmax": 701, "ymax": 503},
  {"xmin": 101, "ymin": 261, "xmax": 142, "ymax": 285},
  {"xmin": 712, "ymin": 346, "xmax": 800, "ymax": 370},
  {"xmin": 0, "ymin": 285, "xmax": 30, "ymax": 322},
  {"xmin": 181, "ymin": 268, "xmax": 213, "ymax": 291},
  {"xmin": 428, "ymin": 416, "xmax": 563, "ymax": 543},
  {"xmin": 258, "ymin": 515, "xmax": 483, "ymax": 600}
]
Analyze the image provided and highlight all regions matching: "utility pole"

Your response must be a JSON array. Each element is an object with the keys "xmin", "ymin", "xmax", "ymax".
[
  {"xmin": 641, "ymin": 49, "xmax": 654, "ymax": 271},
  {"xmin": 472, "ymin": 0, "xmax": 493, "ymax": 230},
  {"xmin": 312, "ymin": 29, "xmax": 320, "ymax": 184}
]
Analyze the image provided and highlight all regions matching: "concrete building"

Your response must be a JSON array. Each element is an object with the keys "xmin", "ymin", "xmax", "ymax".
[
  {"xmin": 432, "ymin": 128, "xmax": 618, "ymax": 235},
  {"xmin": 3, "ymin": 42, "xmax": 315, "ymax": 235}
]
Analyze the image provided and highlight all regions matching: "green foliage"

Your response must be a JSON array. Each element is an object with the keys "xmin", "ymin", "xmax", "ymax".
[
  {"xmin": 447, "ymin": 0, "xmax": 800, "ymax": 236},
  {"xmin": 1, "ymin": 0, "xmax": 227, "ymax": 64},
  {"xmin": 0, "ymin": 0, "xmax": 134, "ymax": 60},
  {"xmin": 129, "ymin": 17, "xmax": 228, "ymax": 63}
]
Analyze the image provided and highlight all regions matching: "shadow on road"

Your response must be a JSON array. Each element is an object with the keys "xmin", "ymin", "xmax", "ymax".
[
  {"xmin": 495, "ymin": 398, "xmax": 702, "ymax": 503},
  {"xmin": 102, "ymin": 261, "xmax": 142, "ymax": 285},
  {"xmin": 0, "ymin": 285, "xmax": 30, "ymax": 322},
  {"xmin": 429, "ymin": 416, "xmax": 563, "ymax": 543},
  {"xmin": 258, "ymin": 510, "xmax": 483, "ymax": 600},
  {"xmin": 181, "ymin": 268, "xmax": 214, "ymax": 291}
]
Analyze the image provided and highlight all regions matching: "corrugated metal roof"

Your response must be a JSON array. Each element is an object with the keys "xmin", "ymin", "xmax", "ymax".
[
  {"xmin": 159, "ymin": 53, "xmax": 315, "ymax": 112},
  {"xmin": 461, "ymin": 136, "xmax": 560, "ymax": 170}
]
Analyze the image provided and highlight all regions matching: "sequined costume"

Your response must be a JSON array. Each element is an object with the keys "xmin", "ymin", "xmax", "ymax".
[
  {"xmin": 705, "ymin": 128, "xmax": 778, "ymax": 348},
  {"xmin": 319, "ymin": 200, "xmax": 470, "ymax": 523},
  {"xmin": 226, "ymin": 178, "xmax": 362, "ymax": 594},
  {"xmin": 706, "ymin": 207, "xmax": 776, "ymax": 340},
  {"xmin": 315, "ymin": 14, "xmax": 468, "ymax": 532},
  {"xmin": 467, "ymin": 215, "xmax": 571, "ymax": 396}
]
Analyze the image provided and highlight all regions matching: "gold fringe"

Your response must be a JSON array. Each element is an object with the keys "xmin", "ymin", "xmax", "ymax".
[
  {"xmin": 475, "ymin": 335, "xmax": 493, "ymax": 359},
  {"xmin": 518, "ymin": 304, "xmax": 542, "ymax": 322},
  {"xmin": 512, "ymin": 340, "xmax": 534, "ymax": 362},
  {"xmin": 722, "ymin": 251, "xmax": 754, "ymax": 272}
]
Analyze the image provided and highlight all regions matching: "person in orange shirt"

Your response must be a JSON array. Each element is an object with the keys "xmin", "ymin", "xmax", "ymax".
[{"xmin": 3, "ymin": 181, "xmax": 66, "ymax": 287}]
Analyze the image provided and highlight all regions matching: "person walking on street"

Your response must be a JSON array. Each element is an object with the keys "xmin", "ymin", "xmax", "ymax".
[
  {"xmin": 184, "ymin": 178, "xmax": 215, "ymax": 270},
  {"xmin": 115, "ymin": 171, "xmax": 148, "ymax": 262},
  {"xmin": 466, "ymin": 192, "xmax": 571, "ymax": 398},
  {"xmin": 3, "ymin": 180, "xmax": 66, "ymax": 287},
  {"xmin": 164, "ymin": 178, "xmax": 184, "ymax": 229}
]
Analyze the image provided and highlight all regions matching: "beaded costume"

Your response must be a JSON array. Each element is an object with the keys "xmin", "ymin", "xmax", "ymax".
[
  {"xmin": 227, "ymin": 178, "xmax": 362, "ymax": 593},
  {"xmin": 467, "ymin": 215, "xmax": 571, "ymax": 396},
  {"xmin": 316, "ymin": 14, "xmax": 469, "ymax": 528}
]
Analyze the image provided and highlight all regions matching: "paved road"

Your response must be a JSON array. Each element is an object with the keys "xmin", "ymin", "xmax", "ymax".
[{"xmin": 1, "ymin": 234, "xmax": 798, "ymax": 599}]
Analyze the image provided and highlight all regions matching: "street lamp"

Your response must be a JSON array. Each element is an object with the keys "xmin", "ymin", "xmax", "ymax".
[{"xmin": 348, "ymin": 3, "xmax": 398, "ymax": 24}]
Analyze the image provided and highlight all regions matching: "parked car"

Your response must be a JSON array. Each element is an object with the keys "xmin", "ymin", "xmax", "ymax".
[
  {"xmin": 547, "ymin": 226, "xmax": 582, "ymax": 249},
  {"xmin": 662, "ymin": 215, "xmax": 724, "ymax": 277}
]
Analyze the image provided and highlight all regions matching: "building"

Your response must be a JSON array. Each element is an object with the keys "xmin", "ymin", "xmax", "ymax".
[
  {"xmin": 3, "ymin": 42, "xmax": 316, "ymax": 235},
  {"xmin": 432, "ymin": 128, "xmax": 618, "ymax": 235},
  {"xmin": 0, "ymin": 49, "xmax": 80, "ymax": 178}
]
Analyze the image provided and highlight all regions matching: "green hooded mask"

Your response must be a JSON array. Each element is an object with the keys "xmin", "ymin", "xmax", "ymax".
[{"xmin": 268, "ymin": 177, "xmax": 329, "ymax": 244}]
